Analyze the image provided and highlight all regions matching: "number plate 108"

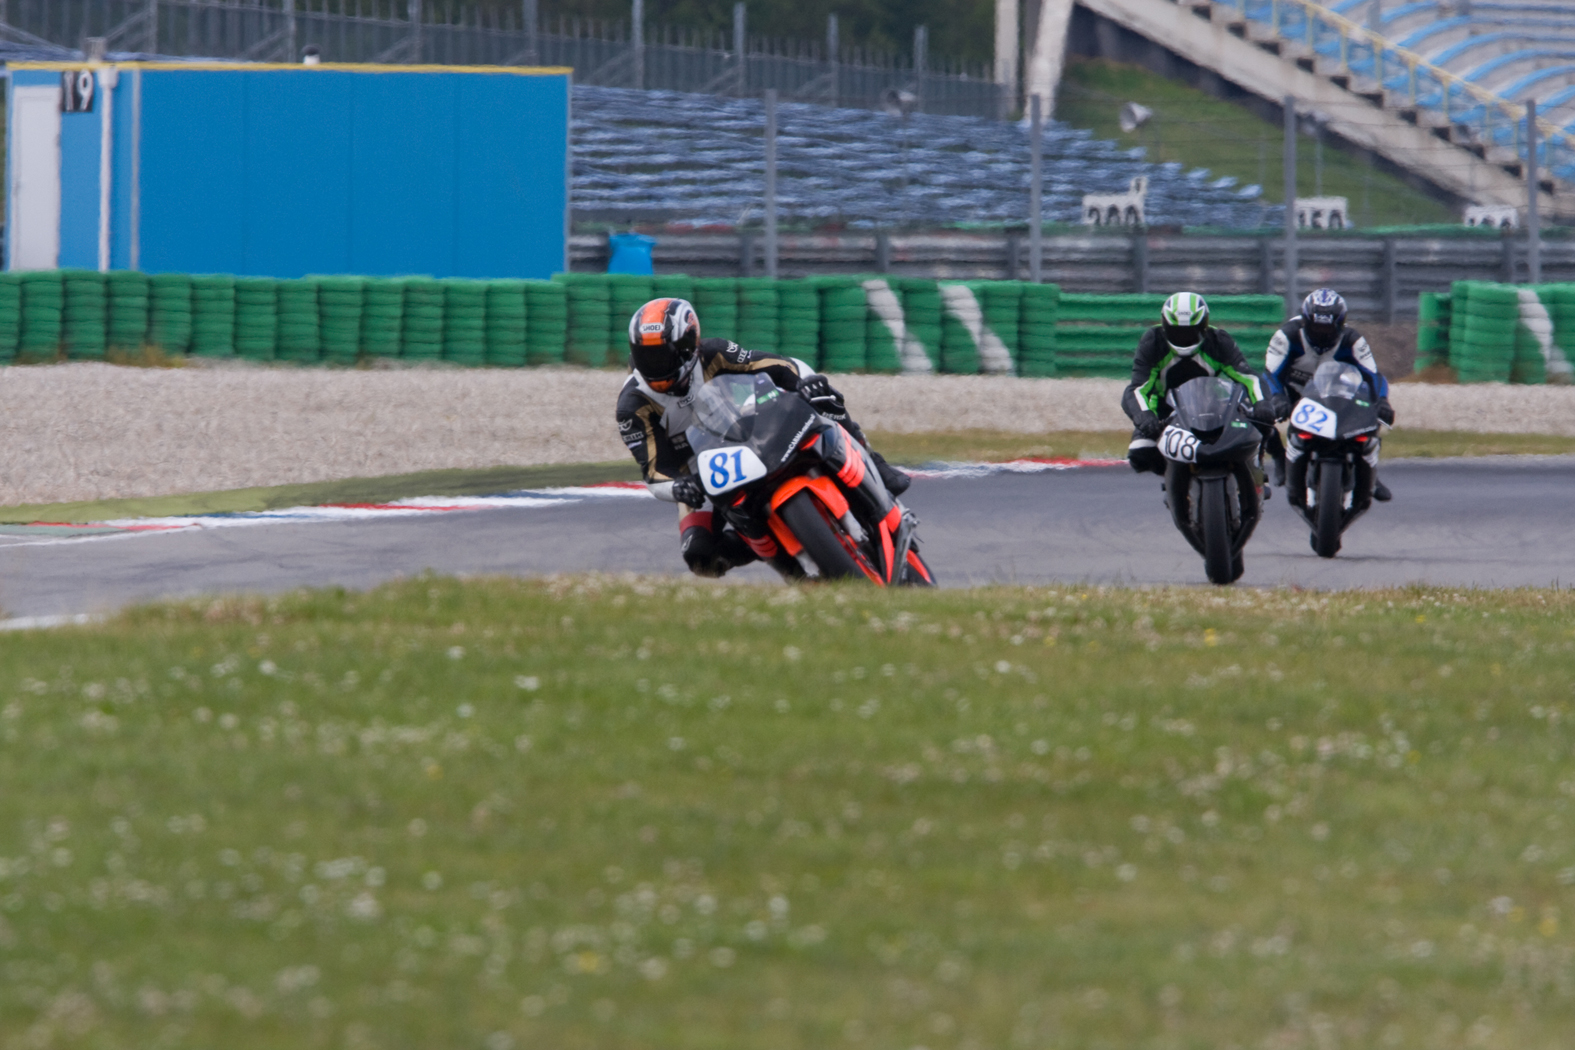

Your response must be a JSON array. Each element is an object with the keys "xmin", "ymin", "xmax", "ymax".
[{"xmin": 1160, "ymin": 425, "xmax": 1200, "ymax": 463}]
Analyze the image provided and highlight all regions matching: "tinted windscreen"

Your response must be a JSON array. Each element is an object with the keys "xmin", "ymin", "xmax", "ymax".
[{"xmin": 1170, "ymin": 376, "xmax": 1242, "ymax": 431}]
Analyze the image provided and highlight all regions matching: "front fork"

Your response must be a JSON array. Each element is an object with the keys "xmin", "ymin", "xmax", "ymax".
[{"xmin": 1164, "ymin": 460, "xmax": 1262, "ymax": 557}]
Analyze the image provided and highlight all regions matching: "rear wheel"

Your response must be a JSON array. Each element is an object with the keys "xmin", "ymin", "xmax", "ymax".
[
  {"xmin": 1314, "ymin": 461, "xmax": 1344, "ymax": 558},
  {"xmin": 1199, "ymin": 477, "xmax": 1234, "ymax": 585},
  {"xmin": 777, "ymin": 490, "xmax": 878, "ymax": 582}
]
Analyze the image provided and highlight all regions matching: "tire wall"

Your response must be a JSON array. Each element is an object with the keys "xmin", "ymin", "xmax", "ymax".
[{"xmin": 1422, "ymin": 282, "xmax": 1575, "ymax": 384}]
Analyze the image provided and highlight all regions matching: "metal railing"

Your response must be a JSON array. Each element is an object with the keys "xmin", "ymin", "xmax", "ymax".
[
  {"xmin": 1224, "ymin": 0, "xmax": 1574, "ymax": 181},
  {"xmin": 0, "ymin": 0, "xmax": 1005, "ymax": 118}
]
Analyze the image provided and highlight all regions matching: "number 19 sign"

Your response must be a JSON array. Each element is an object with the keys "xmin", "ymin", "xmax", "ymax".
[{"xmin": 61, "ymin": 70, "xmax": 96, "ymax": 113}]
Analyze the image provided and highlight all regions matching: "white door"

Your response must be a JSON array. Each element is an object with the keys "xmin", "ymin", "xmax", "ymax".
[{"xmin": 9, "ymin": 85, "xmax": 62, "ymax": 271}]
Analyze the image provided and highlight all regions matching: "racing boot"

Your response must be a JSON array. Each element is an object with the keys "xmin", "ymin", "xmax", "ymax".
[
  {"xmin": 1271, "ymin": 453, "xmax": 1287, "ymax": 488},
  {"xmin": 870, "ymin": 449, "xmax": 911, "ymax": 496},
  {"xmin": 1372, "ymin": 476, "xmax": 1392, "ymax": 502}
]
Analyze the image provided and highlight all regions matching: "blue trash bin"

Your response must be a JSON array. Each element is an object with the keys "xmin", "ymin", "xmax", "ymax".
[{"xmin": 607, "ymin": 232, "xmax": 657, "ymax": 275}]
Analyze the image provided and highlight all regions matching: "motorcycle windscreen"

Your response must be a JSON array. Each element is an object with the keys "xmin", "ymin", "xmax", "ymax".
[
  {"xmin": 1307, "ymin": 361, "xmax": 1367, "ymax": 402},
  {"xmin": 682, "ymin": 373, "xmax": 817, "ymax": 473},
  {"xmin": 1169, "ymin": 376, "xmax": 1244, "ymax": 432}
]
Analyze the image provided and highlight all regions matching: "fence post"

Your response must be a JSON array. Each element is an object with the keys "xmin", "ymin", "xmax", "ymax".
[
  {"xmin": 733, "ymin": 2, "xmax": 746, "ymax": 97},
  {"xmin": 764, "ymin": 89, "xmax": 778, "ymax": 278},
  {"xmin": 630, "ymin": 0, "xmax": 644, "ymax": 88},
  {"xmin": 1029, "ymin": 94, "xmax": 1043, "ymax": 283},
  {"xmin": 1501, "ymin": 231, "xmax": 1516, "ymax": 285},
  {"xmin": 408, "ymin": 0, "xmax": 422, "ymax": 63},
  {"xmin": 1283, "ymin": 95, "xmax": 1299, "ymax": 316},
  {"xmin": 913, "ymin": 25, "xmax": 927, "ymax": 113},
  {"xmin": 1258, "ymin": 238, "xmax": 1275, "ymax": 294},
  {"xmin": 284, "ymin": 0, "xmax": 296, "ymax": 61},
  {"xmin": 1382, "ymin": 237, "xmax": 1397, "ymax": 323},
  {"xmin": 145, "ymin": 0, "xmax": 158, "ymax": 53},
  {"xmin": 1132, "ymin": 232, "xmax": 1149, "ymax": 294},
  {"xmin": 826, "ymin": 14, "xmax": 839, "ymax": 107},
  {"xmin": 739, "ymin": 230, "xmax": 756, "ymax": 277},
  {"xmin": 1005, "ymin": 230, "xmax": 1021, "ymax": 280},
  {"xmin": 1527, "ymin": 98, "xmax": 1541, "ymax": 285},
  {"xmin": 522, "ymin": 0, "xmax": 538, "ymax": 63},
  {"xmin": 875, "ymin": 231, "xmax": 891, "ymax": 273}
]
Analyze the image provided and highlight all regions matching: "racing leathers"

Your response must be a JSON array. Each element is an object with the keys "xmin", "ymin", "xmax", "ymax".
[
  {"xmin": 1120, "ymin": 326, "xmax": 1269, "ymax": 476},
  {"xmin": 616, "ymin": 338, "xmax": 903, "ymax": 578},
  {"xmin": 1262, "ymin": 318, "xmax": 1395, "ymax": 497}
]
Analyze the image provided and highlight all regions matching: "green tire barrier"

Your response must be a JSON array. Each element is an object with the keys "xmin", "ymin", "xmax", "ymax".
[
  {"xmin": 318, "ymin": 277, "xmax": 366, "ymax": 365},
  {"xmin": 777, "ymin": 280, "xmax": 820, "ymax": 365},
  {"xmin": 62, "ymin": 270, "xmax": 108, "ymax": 360},
  {"xmin": 361, "ymin": 279, "xmax": 405, "ymax": 359},
  {"xmin": 106, "ymin": 270, "xmax": 151, "ymax": 353},
  {"xmin": 738, "ymin": 278, "xmax": 781, "ymax": 356},
  {"xmin": 898, "ymin": 279, "xmax": 945, "ymax": 372},
  {"xmin": 980, "ymin": 281, "xmax": 1023, "ymax": 371},
  {"xmin": 440, "ymin": 278, "xmax": 487, "ymax": 367},
  {"xmin": 234, "ymin": 276, "xmax": 279, "ymax": 361},
  {"xmin": 0, "ymin": 274, "xmax": 21, "ymax": 361},
  {"xmin": 19, "ymin": 271, "xmax": 64, "ymax": 358},
  {"xmin": 190, "ymin": 274, "xmax": 236, "ymax": 359},
  {"xmin": 524, "ymin": 281, "xmax": 567, "ymax": 366},
  {"xmin": 652, "ymin": 275, "xmax": 695, "ymax": 305},
  {"xmin": 400, "ymin": 278, "xmax": 445, "ymax": 362},
  {"xmin": 1415, "ymin": 292, "xmax": 1450, "ymax": 371},
  {"xmin": 860, "ymin": 278, "xmax": 904, "ymax": 374},
  {"xmin": 813, "ymin": 276, "xmax": 866, "ymax": 372},
  {"xmin": 276, "ymin": 279, "xmax": 322, "ymax": 363},
  {"xmin": 607, "ymin": 275, "xmax": 655, "ymax": 356},
  {"xmin": 484, "ymin": 280, "xmax": 529, "ymax": 368},
  {"xmin": 692, "ymin": 278, "xmax": 740, "ymax": 346},
  {"xmin": 556, "ymin": 273, "xmax": 612, "ymax": 368},
  {"xmin": 1018, "ymin": 283, "xmax": 1059, "ymax": 377},
  {"xmin": 148, "ymin": 274, "xmax": 193, "ymax": 355}
]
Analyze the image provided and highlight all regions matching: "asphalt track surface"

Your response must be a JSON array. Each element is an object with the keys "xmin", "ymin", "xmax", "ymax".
[{"xmin": 0, "ymin": 456, "xmax": 1571, "ymax": 618}]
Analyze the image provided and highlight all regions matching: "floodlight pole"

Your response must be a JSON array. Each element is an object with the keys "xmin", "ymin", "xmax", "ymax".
[
  {"xmin": 1029, "ymin": 93, "xmax": 1043, "ymax": 283},
  {"xmin": 1283, "ymin": 94, "xmax": 1299, "ymax": 316},
  {"xmin": 764, "ymin": 89, "xmax": 778, "ymax": 278},
  {"xmin": 631, "ymin": 0, "xmax": 644, "ymax": 89},
  {"xmin": 913, "ymin": 25, "xmax": 927, "ymax": 113},
  {"xmin": 1527, "ymin": 98, "xmax": 1541, "ymax": 285},
  {"xmin": 826, "ymin": 14, "xmax": 839, "ymax": 107}
]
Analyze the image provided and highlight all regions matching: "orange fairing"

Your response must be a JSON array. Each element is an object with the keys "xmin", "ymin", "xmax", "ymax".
[
  {"xmin": 769, "ymin": 475, "xmax": 849, "ymax": 518},
  {"xmin": 834, "ymin": 425, "xmax": 866, "ymax": 488},
  {"xmin": 905, "ymin": 550, "xmax": 933, "ymax": 584},
  {"xmin": 765, "ymin": 513, "xmax": 804, "ymax": 556},
  {"xmin": 876, "ymin": 505, "xmax": 901, "ymax": 584},
  {"xmin": 743, "ymin": 532, "xmax": 781, "ymax": 559}
]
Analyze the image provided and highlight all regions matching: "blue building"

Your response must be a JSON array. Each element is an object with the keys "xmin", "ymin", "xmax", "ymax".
[{"xmin": 6, "ymin": 61, "xmax": 570, "ymax": 279}]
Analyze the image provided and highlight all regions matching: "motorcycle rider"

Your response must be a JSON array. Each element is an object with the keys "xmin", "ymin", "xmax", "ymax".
[
  {"xmin": 615, "ymin": 296, "xmax": 912, "ymax": 578},
  {"xmin": 1121, "ymin": 291, "xmax": 1280, "ymax": 476},
  {"xmin": 1263, "ymin": 289, "xmax": 1395, "ymax": 502}
]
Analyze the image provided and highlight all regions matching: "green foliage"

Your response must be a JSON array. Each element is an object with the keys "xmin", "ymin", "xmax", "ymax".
[
  {"xmin": 1057, "ymin": 58, "xmax": 1454, "ymax": 227},
  {"xmin": 3, "ymin": 578, "xmax": 1575, "ymax": 1047}
]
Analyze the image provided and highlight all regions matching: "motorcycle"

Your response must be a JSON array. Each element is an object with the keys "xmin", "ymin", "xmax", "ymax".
[
  {"xmin": 1284, "ymin": 360, "xmax": 1382, "ymax": 558},
  {"xmin": 667, "ymin": 371, "xmax": 936, "ymax": 585},
  {"xmin": 1156, "ymin": 376, "xmax": 1266, "ymax": 585}
]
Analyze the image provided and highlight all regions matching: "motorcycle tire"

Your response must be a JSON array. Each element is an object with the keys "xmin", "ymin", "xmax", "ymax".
[
  {"xmin": 777, "ymin": 490, "xmax": 880, "ymax": 583},
  {"xmin": 1199, "ymin": 477, "xmax": 1234, "ymax": 585},
  {"xmin": 1313, "ymin": 461, "xmax": 1344, "ymax": 558}
]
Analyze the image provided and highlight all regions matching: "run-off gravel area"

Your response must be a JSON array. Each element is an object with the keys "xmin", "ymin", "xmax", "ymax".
[{"xmin": 2, "ymin": 363, "xmax": 1572, "ymax": 506}]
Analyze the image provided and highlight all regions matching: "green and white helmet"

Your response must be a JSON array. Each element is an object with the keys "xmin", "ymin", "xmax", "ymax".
[{"xmin": 1160, "ymin": 292, "xmax": 1209, "ymax": 356}]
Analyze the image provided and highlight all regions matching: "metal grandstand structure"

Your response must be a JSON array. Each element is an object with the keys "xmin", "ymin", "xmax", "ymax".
[{"xmin": 0, "ymin": 0, "xmax": 1003, "ymax": 117}]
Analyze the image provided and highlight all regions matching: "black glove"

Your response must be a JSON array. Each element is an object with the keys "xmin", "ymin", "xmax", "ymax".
[
  {"xmin": 670, "ymin": 474, "xmax": 706, "ymax": 509},
  {"xmin": 1133, "ymin": 412, "xmax": 1164, "ymax": 440},
  {"xmin": 798, "ymin": 375, "xmax": 848, "ymax": 421},
  {"xmin": 1251, "ymin": 398, "xmax": 1281, "ymax": 425},
  {"xmin": 1376, "ymin": 397, "xmax": 1395, "ymax": 426}
]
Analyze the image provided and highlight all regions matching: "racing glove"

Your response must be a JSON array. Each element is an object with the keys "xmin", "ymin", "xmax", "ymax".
[
  {"xmin": 1251, "ymin": 398, "xmax": 1282, "ymax": 425},
  {"xmin": 1376, "ymin": 397, "xmax": 1395, "ymax": 426},
  {"xmin": 798, "ymin": 375, "xmax": 848, "ymax": 421},
  {"xmin": 1133, "ymin": 411, "xmax": 1164, "ymax": 440},
  {"xmin": 670, "ymin": 474, "xmax": 706, "ymax": 509}
]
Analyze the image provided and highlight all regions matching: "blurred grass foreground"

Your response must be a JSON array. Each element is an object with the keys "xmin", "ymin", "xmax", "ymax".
[{"xmin": 3, "ymin": 577, "xmax": 1575, "ymax": 1049}]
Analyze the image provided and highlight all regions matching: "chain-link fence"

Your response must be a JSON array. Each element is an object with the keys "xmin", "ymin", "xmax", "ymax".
[{"xmin": 2, "ymin": 0, "xmax": 1005, "ymax": 118}]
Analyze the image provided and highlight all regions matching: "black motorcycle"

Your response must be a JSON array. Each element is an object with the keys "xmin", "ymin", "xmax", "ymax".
[
  {"xmin": 1156, "ymin": 376, "xmax": 1266, "ymax": 585},
  {"xmin": 1285, "ymin": 360, "xmax": 1382, "ymax": 558},
  {"xmin": 669, "ymin": 371, "xmax": 936, "ymax": 585}
]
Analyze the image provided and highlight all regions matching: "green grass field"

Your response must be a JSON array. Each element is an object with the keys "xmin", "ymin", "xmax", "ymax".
[
  {"xmin": 1057, "ymin": 58, "xmax": 1454, "ymax": 227},
  {"xmin": 3, "ymin": 577, "xmax": 1574, "ymax": 1048}
]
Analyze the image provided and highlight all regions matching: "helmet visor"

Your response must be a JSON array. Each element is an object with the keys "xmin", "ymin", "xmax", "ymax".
[
  {"xmin": 1165, "ymin": 323, "xmax": 1205, "ymax": 352},
  {"xmin": 1305, "ymin": 319, "xmax": 1340, "ymax": 348}
]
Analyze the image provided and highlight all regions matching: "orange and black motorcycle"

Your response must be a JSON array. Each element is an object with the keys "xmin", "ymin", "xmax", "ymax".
[{"xmin": 671, "ymin": 371, "xmax": 935, "ymax": 585}]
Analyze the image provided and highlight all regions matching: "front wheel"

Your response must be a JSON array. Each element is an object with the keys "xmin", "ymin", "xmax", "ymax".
[
  {"xmin": 1313, "ymin": 460, "xmax": 1344, "ymax": 558},
  {"xmin": 1199, "ymin": 477, "xmax": 1234, "ymax": 585},
  {"xmin": 777, "ymin": 490, "xmax": 880, "ymax": 582}
]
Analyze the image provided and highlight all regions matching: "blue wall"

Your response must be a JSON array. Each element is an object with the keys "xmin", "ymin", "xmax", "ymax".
[
  {"xmin": 9, "ymin": 63, "xmax": 569, "ymax": 279},
  {"xmin": 138, "ymin": 67, "xmax": 569, "ymax": 279}
]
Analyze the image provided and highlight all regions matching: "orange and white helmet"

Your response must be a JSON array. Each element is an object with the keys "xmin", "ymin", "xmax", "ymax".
[{"xmin": 628, "ymin": 298, "xmax": 701, "ymax": 393}]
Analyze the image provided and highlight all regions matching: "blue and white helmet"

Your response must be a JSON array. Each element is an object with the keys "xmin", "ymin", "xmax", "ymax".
[{"xmin": 1300, "ymin": 289, "xmax": 1347, "ymax": 349}]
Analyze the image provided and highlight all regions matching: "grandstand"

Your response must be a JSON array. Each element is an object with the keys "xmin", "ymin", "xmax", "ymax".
[
  {"xmin": 1074, "ymin": 0, "xmax": 1575, "ymax": 217},
  {"xmin": 573, "ymin": 86, "xmax": 1268, "ymax": 229}
]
